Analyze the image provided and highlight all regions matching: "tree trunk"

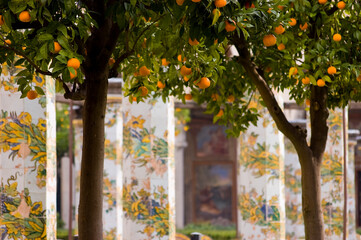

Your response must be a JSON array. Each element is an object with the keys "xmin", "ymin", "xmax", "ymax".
[
  {"xmin": 78, "ymin": 72, "xmax": 108, "ymax": 240},
  {"xmin": 300, "ymin": 154, "xmax": 325, "ymax": 240}
]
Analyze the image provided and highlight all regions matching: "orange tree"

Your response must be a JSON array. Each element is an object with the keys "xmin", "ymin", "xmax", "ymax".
[
  {"xmin": 1, "ymin": 0, "xmax": 361, "ymax": 239},
  {"xmin": 122, "ymin": 0, "xmax": 361, "ymax": 239}
]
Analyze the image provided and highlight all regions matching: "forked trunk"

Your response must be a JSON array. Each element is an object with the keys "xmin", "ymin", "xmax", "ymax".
[
  {"xmin": 78, "ymin": 73, "xmax": 108, "ymax": 240},
  {"xmin": 300, "ymin": 154, "xmax": 325, "ymax": 240}
]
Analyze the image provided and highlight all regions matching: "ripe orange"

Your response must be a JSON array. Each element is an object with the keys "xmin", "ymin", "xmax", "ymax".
[
  {"xmin": 317, "ymin": 79, "xmax": 325, "ymax": 87},
  {"xmin": 289, "ymin": 18, "xmax": 297, "ymax": 26},
  {"xmin": 70, "ymin": 69, "xmax": 77, "ymax": 79},
  {"xmin": 327, "ymin": 66, "xmax": 336, "ymax": 75},
  {"xmin": 215, "ymin": 0, "xmax": 227, "ymax": 8},
  {"xmin": 157, "ymin": 81, "xmax": 166, "ymax": 89},
  {"xmin": 189, "ymin": 38, "xmax": 200, "ymax": 46},
  {"xmin": 225, "ymin": 20, "xmax": 236, "ymax": 32},
  {"xmin": 302, "ymin": 77, "xmax": 310, "ymax": 84},
  {"xmin": 139, "ymin": 86, "xmax": 148, "ymax": 96},
  {"xmin": 299, "ymin": 23, "xmax": 308, "ymax": 31},
  {"xmin": 290, "ymin": 67, "xmax": 298, "ymax": 75},
  {"xmin": 333, "ymin": 33, "xmax": 341, "ymax": 42},
  {"xmin": 185, "ymin": 94, "xmax": 193, "ymax": 100},
  {"xmin": 274, "ymin": 25, "xmax": 285, "ymax": 35},
  {"xmin": 197, "ymin": 77, "xmax": 211, "ymax": 89},
  {"xmin": 161, "ymin": 58, "xmax": 169, "ymax": 66},
  {"xmin": 318, "ymin": 0, "xmax": 327, "ymax": 4},
  {"xmin": 184, "ymin": 76, "xmax": 190, "ymax": 82},
  {"xmin": 263, "ymin": 34, "xmax": 277, "ymax": 47},
  {"xmin": 277, "ymin": 43, "xmax": 285, "ymax": 51},
  {"xmin": 216, "ymin": 109, "xmax": 224, "ymax": 117},
  {"xmin": 0, "ymin": 15, "xmax": 4, "ymax": 25},
  {"xmin": 5, "ymin": 39, "xmax": 11, "ymax": 45},
  {"xmin": 19, "ymin": 11, "xmax": 31, "ymax": 23},
  {"xmin": 176, "ymin": 0, "xmax": 185, "ymax": 6},
  {"xmin": 139, "ymin": 66, "xmax": 151, "ymax": 76},
  {"xmin": 192, "ymin": 0, "xmax": 201, "ymax": 2},
  {"xmin": 180, "ymin": 66, "xmax": 192, "ymax": 76},
  {"xmin": 212, "ymin": 9, "xmax": 221, "ymax": 16},
  {"xmin": 67, "ymin": 58, "xmax": 81, "ymax": 69},
  {"xmin": 337, "ymin": 1, "xmax": 346, "ymax": 9},
  {"xmin": 109, "ymin": 58, "xmax": 115, "ymax": 66},
  {"xmin": 53, "ymin": 42, "xmax": 62, "ymax": 53},
  {"xmin": 211, "ymin": 93, "xmax": 220, "ymax": 101},
  {"xmin": 357, "ymin": 74, "xmax": 361, "ymax": 82},
  {"xmin": 227, "ymin": 95, "xmax": 235, "ymax": 103},
  {"xmin": 305, "ymin": 99, "xmax": 310, "ymax": 106},
  {"xmin": 27, "ymin": 90, "xmax": 38, "ymax": 100},
  {"xmin": 277, "ymin": 5, "xmax": 284, "ymax": 10},
  {"xmin": 178, "ymin": 55, "xmax": 186, "ymax": 62}
]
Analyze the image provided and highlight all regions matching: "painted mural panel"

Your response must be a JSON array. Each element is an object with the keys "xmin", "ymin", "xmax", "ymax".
[
  {"xmin": 73, "ymin": 97, "xmax": 122, "ymax": 240},
  {"xmin": 122, "ymin": 97, "xmax": 175, "ymax": 240},
  {"xmin": 237, "ymin": 95, "xmax": 286, "ymax": 239},
  {"xmin": 0, "ymin": 63, "xmax": 56, "ymax": 239}
]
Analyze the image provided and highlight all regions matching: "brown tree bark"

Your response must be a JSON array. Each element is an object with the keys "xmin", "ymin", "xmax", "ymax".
[{"xmin": 233, "ymin": 33, "xmax": 328, "ymax": 239}]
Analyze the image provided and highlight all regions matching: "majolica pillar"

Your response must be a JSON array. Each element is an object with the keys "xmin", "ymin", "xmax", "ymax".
[
  {"xmin": 73, "ymin": 95, "xmax": 123, "ymax": 239},
  {"xmin": 0, "ymin": 65, "xmax": 56, "ymax": 239},
  {"xmin": 122, "ymin": 97, "xmax": 175, "ymax": 240},
  {"xmin": 237, "ymin": 96, "xmax": 286, "ymax": 239}
]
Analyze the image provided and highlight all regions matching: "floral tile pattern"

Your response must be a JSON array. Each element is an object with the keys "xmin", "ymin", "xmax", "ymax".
[{"xmin": 0, "ymin": 64, "xmax": 56, "ymax": 239}]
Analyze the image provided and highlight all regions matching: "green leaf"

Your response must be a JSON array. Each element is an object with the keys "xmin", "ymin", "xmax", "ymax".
[
  {"xmin": 322, "ymin": 75, "xmax": 332, "ymax": 82},
  {"xmin": 35, "ymin": 86, "xmax": 45, "ymax": 95},
  {"xmin": 38, "ymin": 33, "xmax": 54, "ymax": 41}
]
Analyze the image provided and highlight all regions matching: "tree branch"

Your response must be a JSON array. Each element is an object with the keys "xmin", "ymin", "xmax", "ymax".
[{"xmin": 232, "ymin": 33, "xmax": 310, "ymax": 158}]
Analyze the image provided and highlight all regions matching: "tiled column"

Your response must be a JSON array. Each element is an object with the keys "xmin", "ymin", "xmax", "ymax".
[
  {"xmin": 347, "ymin": 130, "xmax": 358, "ymax": 239},
  {"xmin": 122, "ymin": 97, "xmax": 175, "ymax": 240},
  {"xmin": 73, "ymin": 96, "xmax": 123, "ymax": 239},
  {"xmin": 0, "ymin": 64, "xmax": 56, "ymax": 239},
  {"xmin": 237, "ymin": 96, "xmax": 286, "ymax": 239}
]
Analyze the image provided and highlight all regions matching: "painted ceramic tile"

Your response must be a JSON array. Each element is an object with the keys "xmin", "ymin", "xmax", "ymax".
[
  {"xmin": 237, "ymin": 94, "xmax": 286, "ymax": 239},
  {"xmin": 122, "ymin": 97, "xmax": 175, "ymax": 240},
  {"xmin": 0, "ymin": 64, "xmax": 56, "ymax": 239}
]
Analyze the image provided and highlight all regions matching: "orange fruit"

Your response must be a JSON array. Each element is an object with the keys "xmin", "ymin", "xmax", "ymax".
[
  {"xmin": 192, "ymin": 0, "xmax": 201, "ymax": 2},
  {"xmin": 277, "ymin": 5, "xmax": 284, "ymax": 10},
  {"xmin": 178, "ymin": 54, "xmax": 186, "ymax": 62},
  {"xmin": 317, "ymin": 79, "xmax": 325, "ymax": 87},
  {"xmin": 305, "ymin": 99, "xmax": 310, "ymax": 106},
  {"xmin": 211, "ymin": 93, "xmax": 220, "ymax": 101},
  {"xmin": 139, "ymin": 86, "xmax": 148, "ymax": 96},
  {"xmin": 189, "ymin": 38, "xmax": 200, "ymax": 46},
  {"xmin": 289, "ymin": 18, "xmax": 297, "ymax": 26},
  {"xmin": 337, "ymin": 1, "xmax": 346, "ymax": 9},
  {"xmin": 180, "ymin": 65, "xmax": 192, "ymax": 76},
  {"xmin": 5, "ymin": 39, "xmax": 11, "ymax": 45},
  {"xmin": 357, "ymin": 74, "xmax": 361, "ymax": 82},
  {"xmin": 184, "ymin": 76, "xmax": 190, "ymax": 82},
  {"xmin": 274, "ymin": 25, "xmax": 285, "ymax": 34},
  {"xmin": 157, "ymin": 81, "xmax": 166, "ymax": 89},
  {"xmin": 216, "ymin": 109, "xmax": 224, "ymax": 117},
  {"xmin": 139, "ymin": 66, "xmax": 151, "ymax": 76},
  {"xmin": 277, "ymin": 43, "xmax": 285, "ymax": 51},
  {"xmin": 161, "ymin": 58, "xmax": 169, "ymax": 66},
  {"xmin": 318, "ymin": 0, "xmax": 327, "ymax": 4},
  {"xmin": 70, "ymin": 69, "xmax": 77, "ymax": 79},
  {"xmin": 327, "ymin": 66, "xmax": 336, "ymax": 75},
  {"xmin": 22, "ymin": 46, "xmax": 26, "ymax": 50},
  {"xmin": 176, "ymin": 0, "xmax": 185, "ymax": 5},
  {"xmin": 197, "ymin": 77, "xmax": 211, "ymax": 89},
  {"xmin": 227, "ymin": 95, "xmax": 235, "ymax": 103},
  {"xmin": 53, "ymin": 42, "xmax": 62, "ymax": 53},
  {"xmin": 67, "ymin": 58, "xmax": 81, "ymax": 69},
  {"xmin": 27, "ymin": 90, "xmax": 38, "ymax": 100},
  {"xmin": 299, "ymin": 23, "xmax": 308, "ymax": 31},
  {"xmin": 263, "ymin": 34, "xmax": 277, "ymax": 47},
  {"xmin": 290, "ymin": 67, "xmax": 298, "ymax": 75},
  {"xmin": 109, "ymin": 58, "xmax": 115, "ymax": 66},
  {"xmin": 185, "ymin": 94, "xmax": 193, "ymax": 100},
  {"xmin": 302, "ymin": 77, "xmax": 310, "ymax": 84},
  {"xmin": 212, "ymin": 9, "xmax": 221, "ymax": 16},
  {"xmin": 0, "ymin": 15, "xmax": 4, "ymax": 25},
  {"xmin": 333, "ymin": 33, "xmax": 341, "ymax": 42},
  {"xmin": 215, "ymin": 0, "xmax": 227, "ymax": 8},
  {"xmin": 225, "ymin": 20, "xmax": 236, "ymax": 32},
  {"xmin": 19, "ymin": 11, "xmax": 31, "ymax": 22}
]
